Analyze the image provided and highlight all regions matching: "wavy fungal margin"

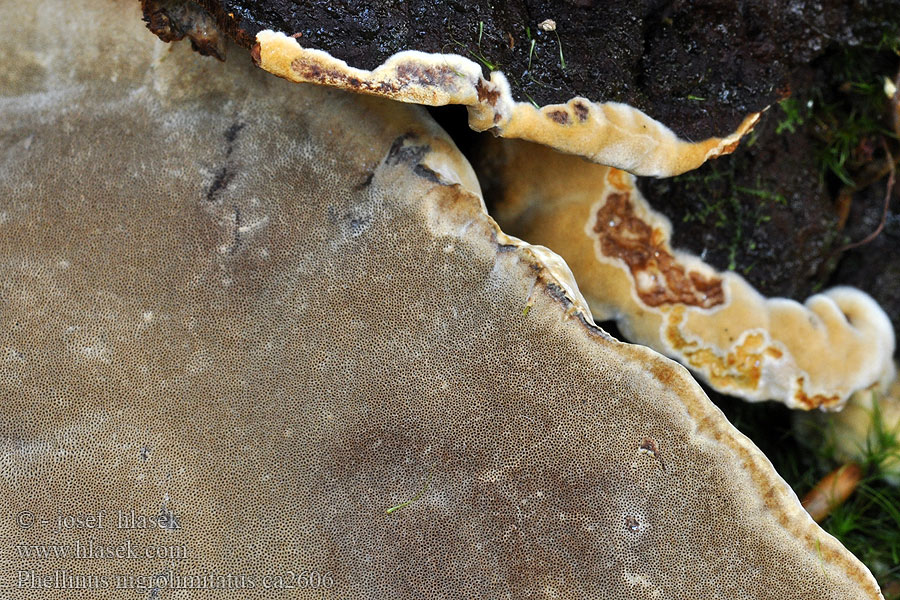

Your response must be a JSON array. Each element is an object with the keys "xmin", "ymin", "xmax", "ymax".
[
  {"xmin": 0, "ymin": 1, "xmax": 887, "ymax": 596},
  {"xmin": 489, "ymin": 139, "xmax": 896, "ymax": 411},
  {"xmin": 254, "ymin": 30, "xmax": 760, "ymax": 178}
]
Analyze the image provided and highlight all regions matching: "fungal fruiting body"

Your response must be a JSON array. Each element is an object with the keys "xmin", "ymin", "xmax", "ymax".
[
  {"xmin": 253, "ymin": 30, "xmax": 759, "ymax": 178},
  {"xmin": 0, "ymin": 1, "xmax": 888, "ymax": 598},
  {"xmin": 489, "ymin": 139, "xmax": 895, "ymax": 410}
]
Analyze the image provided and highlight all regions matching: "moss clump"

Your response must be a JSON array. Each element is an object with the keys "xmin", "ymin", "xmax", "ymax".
[
  {"xmin": 675, "ymin": 165, "xmax": 787, "ymax": 273},
  {"xmin": 792, "ymin": 34, "xmax": 900, "ymax": 190}
]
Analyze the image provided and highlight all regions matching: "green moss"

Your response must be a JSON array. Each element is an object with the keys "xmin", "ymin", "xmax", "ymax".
[
  {"xmin": 775, "ymin": 97, "xmax": 809, "ymax": 135},
  {"xmin": 676, "ymin": 167, "xmax": 786, "ymax": 273},
  {"xmin": 825, "ymin": 480, "xmax": 900, "ymax": 595},
  {"xmin": 784, "ymin": 36, "xmax": 899, "ymax": 189},
  {"xmin": 446, "ymin": 21, "xmax": 501, "ymax": 72}
]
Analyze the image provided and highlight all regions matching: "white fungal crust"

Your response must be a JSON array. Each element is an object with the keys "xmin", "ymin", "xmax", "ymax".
[
  {"xmin": 0, "ymin": 1, "xmax": 887, "ymax": 599},
  {"xmin": 254, "ymin": 30, "xmax": 760, "ymax": 178},
  {"xmin": 490, "ymin": 139, "xmax": 896, "ymax": 411}
]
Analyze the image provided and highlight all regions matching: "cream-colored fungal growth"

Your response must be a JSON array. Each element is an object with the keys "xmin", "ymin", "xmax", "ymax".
[
  {"xmin": 254, "ymin": 30, "xmax": 759, "ymax": 178},
  {"xmin": 0, "ymin": 1, "xmax": 887, "ymax": 599},
  {"xmin": 490, "ymin": 140, "xmax": 896, "ymax": 411}
]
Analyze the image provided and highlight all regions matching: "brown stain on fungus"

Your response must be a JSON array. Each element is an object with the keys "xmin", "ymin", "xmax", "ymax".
[
  {"xmin": 719, "ymin": 139, "xmax": 741, "ymax": 155},
  {"xmin": 395, "ymin": 63, "xmax": 457, "ymax": 89},
  {"xmin": 291, "ymin": 57, "xmax": 326, "ymax": 82},
  {"xmin": 475, "ymin": 79, "xmax": 500, "ymax": 105},
  {"xmin": 592, "ymin": 193, "xmax": 724, "ymax": 309},
  {"xmin": 287, "ymin": 57, "xmax": 460, "ymax": 99},
  {"xmin": 572, "ymin": 101, "xmax": 589, "ymax": 122},
  {"xmin": 638, "ymin": 437, "xmax": 666, "ymax": 469},
  {"xmin": 547, "ymin": 109, "xmax": 570, "ymax": 125},
  {"xmin": 290, "ymin": 56, "xmax": 397, "ymax": 95},
  {"xmin": 793, "ymin": 377, "xmax": 842, "ymax": 410},
  {"xmin": 639, "ymin": 437, "xmax": 659, "ymax": 458}
]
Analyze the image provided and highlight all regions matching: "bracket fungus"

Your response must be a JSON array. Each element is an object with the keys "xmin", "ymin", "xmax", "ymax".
[
  {"xmin": 251, "ymin": 30, "xmax": 760, "ymax": 178},
  {"xmin": 0, "ymin": 1, "xmax": 890, "ymax": 599},
  {"xmin": 138, "ymin": 0, "xmax": 767, "ymax": 178},
  {"xmin": 487, "ymin": 140, "xmax": 896, "ymax": 410}
]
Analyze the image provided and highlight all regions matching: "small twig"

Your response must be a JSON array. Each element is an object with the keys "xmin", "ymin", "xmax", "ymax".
[
  {"xmin": 801, "ymin": 462, "xmax": 863, "ymax": 522},
  {"xmin": 831, "ymin": 142, "xmax": 895, "ymax": 256}
]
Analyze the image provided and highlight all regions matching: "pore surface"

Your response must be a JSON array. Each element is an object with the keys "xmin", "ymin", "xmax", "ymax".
[{"xmin": 0, "ymin": 1, "xmax": 884, "ymax": 598}]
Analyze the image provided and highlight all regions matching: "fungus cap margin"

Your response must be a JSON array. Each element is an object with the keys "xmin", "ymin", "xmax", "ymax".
[
  {"xmin": 254, "ymin": 29, "xmax": 760, "ymax": 178},
  {"xmin": 0, "ymin": 1, "xmax": 886, "ymax": 598},
  {"xmin": 488, "ymin": 139, "xmax": 896, "ymax": 410}
]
